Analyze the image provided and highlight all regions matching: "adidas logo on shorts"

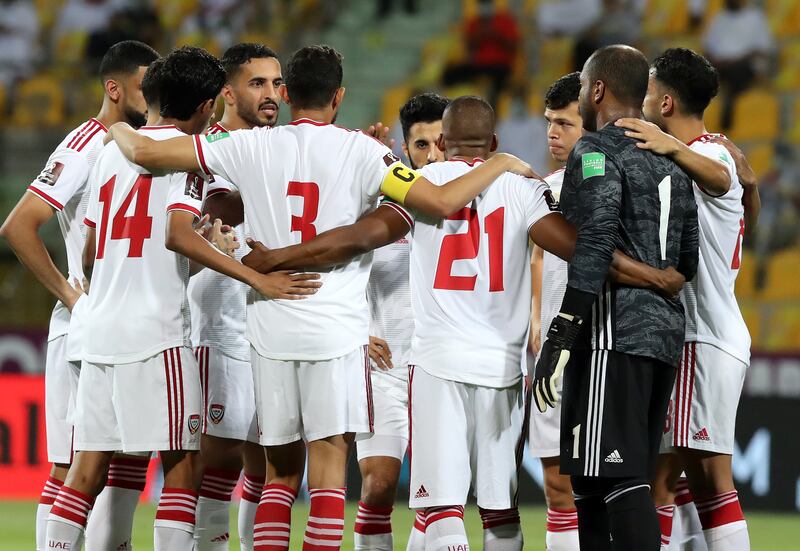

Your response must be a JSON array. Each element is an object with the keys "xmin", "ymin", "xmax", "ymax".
[
  {"xmin": 414, "ymin": 485, "xmax": 429, "ymax": 499},
  {"xmin": 604, "ymin": 450, "xmax": 624, "ymax": 463},
  {"xmin": 693, "ymin": 427, "xmax": 711, "ymax": 441}
]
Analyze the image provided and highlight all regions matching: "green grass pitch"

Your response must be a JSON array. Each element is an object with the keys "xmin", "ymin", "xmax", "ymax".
[{"xmin": 1, "ymin": 500, "xmax": 797, "ymax": 550}]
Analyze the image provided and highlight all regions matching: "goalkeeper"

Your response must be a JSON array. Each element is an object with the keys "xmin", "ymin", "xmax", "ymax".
[{"xmin": 533, "ymin": 46, "xmax": 699, "ymax": 551}]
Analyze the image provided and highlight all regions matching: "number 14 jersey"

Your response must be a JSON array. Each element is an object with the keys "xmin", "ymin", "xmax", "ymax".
[
  {"xmin": 83, "ymin": 126, "xmax": 207, "ymax": 364},
  {"xmin": 388, "ymin": 158, "xmax": 555, "ymax": 388}
]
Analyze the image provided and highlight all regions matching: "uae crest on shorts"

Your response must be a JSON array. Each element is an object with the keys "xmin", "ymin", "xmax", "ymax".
[
  {"xmin": 188, "ymin": 414, "xmax": 201, "ymax": 434},
  {"xmin": 209, "ymin": 404, "xmax": 225, "ymax": 424}
]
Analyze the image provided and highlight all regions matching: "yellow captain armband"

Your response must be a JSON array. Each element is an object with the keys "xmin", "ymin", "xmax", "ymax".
[{"xmin": 380, "ymin": 161, "xmax": 421, "ymax": 204}]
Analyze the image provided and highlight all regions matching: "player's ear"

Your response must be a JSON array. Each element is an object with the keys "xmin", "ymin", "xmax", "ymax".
[
  {"xmin": 104, "ymin": 78, "xmax": 121, "ymax": 102},
  {"xmin": 279, "ymin": 84, "xmax": 290, "ymax": 105},
  {"xmin": 332, "ymin": 87, "xmax": 346, "ymax": 110},
  {"xmin": 662, "ymin": 93, "xmax": 674, "ymax": 117},
  {"xmin": 435, "ymin": 133, "xmax": 445, "ymax": 152},
  {"xmin": 221, "ymin": 84, "xmax": 236, "ymax": 107},
  {"xmin": 490, "ymin": 133, "xmax": 498, "ymax": 152},
  {"xmin": 593, "ymin": 80, "xmax": 605, "ymax": 105},
  {"xmin": 401, "ymin": 141, "xmax": 410, "ymax": 160}
]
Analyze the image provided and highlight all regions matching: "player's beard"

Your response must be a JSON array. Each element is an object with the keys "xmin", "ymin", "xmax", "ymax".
[
  {"xmin": 124, "ymin": 106, "xmax": 147, "ymax": 129},
  {"xmin": 239, "ymin": 99, "xmax": 279, "ymax": 128}
]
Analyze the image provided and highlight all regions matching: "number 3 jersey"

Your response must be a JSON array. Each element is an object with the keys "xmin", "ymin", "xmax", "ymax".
[
  {"xmin": 193, "ymin": 119, "xmax": 398, "ymax": 361},
  {"xmin": 83, "ymin": 126, "xmax": 207, "ymax": 364},
  {"xmin": 682, "ymin": 135, "xmax": 750, "ymax": 364},
  {"xmin": 386, "ymin": 158, "xmax": 556, "ymax": 388}
]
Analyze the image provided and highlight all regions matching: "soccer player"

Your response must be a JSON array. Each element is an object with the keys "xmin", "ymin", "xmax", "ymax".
[
  {"xmin": 188, "ymin": 43, "xmax": 287, "ymax": 551},
  {"xmin": 0, "ymin": 40, "xmax": 159, "ymax": 551},
  {"xmin": 619, "ymin": 48, "xmax": 759, "ymax": 550},
  {"xmin": 529, "ymin": 71, "xmax": 583, "ymax": 551},
  {"xmin": 354, "ymin": 92, "xmax": 449, "ymax": 551},
  {"xmin": 533, "ymin": 45, "xmax": 699, "ymax": 551},
  {"xmin": 45, "ymin": 46, "xmax": 314, "ymax": 551},
  {"xmin": 106, "ymin": 45, "xmax": 534, "ymax": 551}
]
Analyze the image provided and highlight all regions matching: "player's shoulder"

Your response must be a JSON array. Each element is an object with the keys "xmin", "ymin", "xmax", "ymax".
[
  {"xmin": 56, "ymin": 118, "xmax": 108, "ymax": 156},
  {"xmin": 543, "ymin": 167, "xmax": 565, "ymax": 186}
]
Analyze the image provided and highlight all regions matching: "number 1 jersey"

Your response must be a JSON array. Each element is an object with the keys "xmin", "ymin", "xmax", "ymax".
[
  {"xmin": 388, "ymin": 159, "xmax": 556, "ymax": 388},
  {"xmin": 83, "ymin": 126, "xmax": 206, "ymax": 364}
]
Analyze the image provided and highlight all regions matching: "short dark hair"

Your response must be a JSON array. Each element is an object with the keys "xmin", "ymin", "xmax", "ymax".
[
  {"xmin": 585, "ymin": 45, "xmax": 650, "ymax": 108},
  {"xmin": 544, "ymin": 72, "xmax": 581, "ymax": 110},
  {"xmin": 221, "ymin": 42, "xmax": 279, "ymax": 82},
  {"xmin": 399, "ymin": 93, "xmax": 450, "ymax": 141},
  {"xmin": 141, "ymin": 57, "xmax": 165, "ymax": 107},
  {"xmin": 651, "ymin": 48, "xmax": 719, "ymax": 117},
  {"xmin": 285, "ymin": 45, "xmax": 343, "ymax": 109},
  {"xmin": 159, "ymin": 46, "xmax": 225, "ymax": 121},
  {"xmin": 99, "ymin": 40, "xmax": 160, "ymax": 82}
]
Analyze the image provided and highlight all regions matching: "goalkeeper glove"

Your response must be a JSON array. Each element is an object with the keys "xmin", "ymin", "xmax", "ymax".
[{"xmin": 533, "ymin": 312, "xmax": 584, "ymax": 413}]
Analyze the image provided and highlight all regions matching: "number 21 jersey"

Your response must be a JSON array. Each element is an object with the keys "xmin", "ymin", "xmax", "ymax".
[{"xmin": 83, "ymin": 126, "xmax": 206, "ymax": 364}]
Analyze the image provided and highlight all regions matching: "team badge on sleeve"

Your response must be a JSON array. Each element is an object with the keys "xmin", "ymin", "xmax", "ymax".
[
  {"xmin": 36, "ymin": 161, "xmax": 65, "ymax": 186},
  {"xmin": 544, "ymin": 189, "xmax": 560, "ymax": 212},
  {"xmin": 209, "ymin": 404, "xmax": 225, "ymax": 424},
  {"xmin": 581, "ymin": 152, "xmax": 606, "ymax": 179},
  {"xmin": 185, "ymin": 173, "xmax": 205, "ymax": 200},
  {"xmin": 188, "ymin": 414, "xmax": 201, "ymax": 434}
]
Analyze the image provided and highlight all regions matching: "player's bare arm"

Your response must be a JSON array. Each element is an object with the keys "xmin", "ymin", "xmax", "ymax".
[
  {"xmin": 529, "ymin": 245, "xmax": 544, "ymax": 356},
  {"xmin": 385, "ymin": 152, "xmax": 537, "ymax": 218},
  {"xmin": 243, "ymin": 204, "xmax": 409, "ymax": 273},
  {"xmin": 0, "ymin": 194, "xmax": 82, "ymax": 311},
  {"xmin": 711, "ymin": 135, "xmax": 760, "ymax": 234},
  {"xmin": 166, "ymin": 210, "xmax": 321, "ymax": 300},
  {"xmin": 109, "ymin": 122, "xmax": 201, "ymax": 173},
  {"xmin": 615, "ymin": 118, "xmax": 731, "ymax": 195}
]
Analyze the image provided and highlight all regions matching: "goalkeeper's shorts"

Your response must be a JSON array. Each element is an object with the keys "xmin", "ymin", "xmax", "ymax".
[{"xmin": 560, "ymin": 349, "xmax": 675, "ymax": 478}]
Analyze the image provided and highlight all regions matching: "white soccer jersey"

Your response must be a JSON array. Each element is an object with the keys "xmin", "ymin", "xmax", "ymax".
[
  {"xmin": 539, "ymin": 168, "xmax": 568, "ymax": 345},
  {"xmin": 83, "ymin": 126, "xmax": 206, "ymax": 364},
  {"xmin": 367, "ymin": 234, "xmax": 413, "ymax": 381},
  {"xmin": 682, "ymin": 135, "xmax": 750, "ymax": 364},
  {"xmin": 193, "ymin": 118, "xmax": 397, "ymax": 360},
  {"xmin": 27, "ymin": 118, "xmax": 107, "ymax": 341},
  {"xmin": 390, "ymin": 158, "xmax": 556, "ymax": 388},
  {"xmin": 188, "ymin": 122, "xmax": 250, "ymax": 361}
]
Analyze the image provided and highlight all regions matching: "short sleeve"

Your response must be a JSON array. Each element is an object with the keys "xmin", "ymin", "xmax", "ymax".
[
  {"xmin": 166, "ymin": 172, "xmax": 206, "ymax": 219},
  {"xmin": 378, "ymin": 195, "xmax": 415, "ymax": 229},
  {"xmin": 27, "ymin": 149, "xmax": 90, "ymax": 211},
  {"xmin": 206, "ymin": 175, "xmax": 237, "ymax": 198},
  {"xmin": 193, "ymin": 129, "xmax": 256, "ymax": 187},
  {"xmin": 517, "ymin": 177, "xmax": 559, "ymax": 231},
  {"xmin": 691, "ymin": 141, "xmax": 739, "ymax": 199},
  {"xmin": 358, "ymin": 135, "xmax": 399, "ymax": 199}
]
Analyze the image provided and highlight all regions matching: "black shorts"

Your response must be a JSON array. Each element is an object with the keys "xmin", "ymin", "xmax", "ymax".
[{"xmin": 559, "ymin": 348, "xmax": 675, "ymax": 478}]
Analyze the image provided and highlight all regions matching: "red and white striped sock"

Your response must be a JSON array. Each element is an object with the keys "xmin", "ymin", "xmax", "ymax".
[
  {"xmin": 657, "ymin": 504, "xmax": 675, "ymax": 549},
  {"xmin": 406, "ymin": 510, "xmax": 426, "ymax": 551},
  {"xmin": 425, "ymin": 506, "xmax": 468, "ymax": 550},
  {"xmin": 696, "ymin": 490, "xmax": 749, "ymax": 550},
  {"xmin": 254, "ymin": 483, "xmax": 297, "ymax": 550},
  {"xmin": 85, "ymin": 456, "xmax": 148, "ymax": 550},
  {"xmin": 480, "ymin": 507, "xmax": 522, "ymax": 550},
  {"xmin": 674, "ymin": 478, "xmax": 704, "ymax": 549},
  {"xmin": 303, "ymin": 488, "xmax": 346, "ymax": 550},
  {"xmin": 546, "ymin": 508, "xmax": 580, "ymax": 550},
  {"xmin": 354, "ymin": 501, "xmax": 393, "ymax": 550},
  {"xmin": 239, "ymin": 474, "xmax": 266, "ymax": 550},
  {"xmin": 154, "ymin": 487, "xmax": 198, "ymax": 551},
  {"xmin": 195, "ymin": 467, "xmax": 240, "ymax": 550},
  {"xmin": 36, "ymin": 476, "xmax": 63, "ymax": 550},
  {"xmin": 46, "ymin": 485, "xmax": 94, "ymax": 550}
]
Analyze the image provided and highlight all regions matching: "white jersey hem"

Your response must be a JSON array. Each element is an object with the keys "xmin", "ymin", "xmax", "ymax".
[
  {"xmin": 83, "ymin": 340, "xmax": 187, "ymax": 366},
  {"xmin": 684, "ymin": 334, "xmax": 750, "ymax": 365}
]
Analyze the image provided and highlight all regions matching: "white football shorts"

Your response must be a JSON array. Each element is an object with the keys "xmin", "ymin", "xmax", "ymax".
[
  {"xmin": 408, "ymin": 365, "xmax": 527, "ymax": 510},
  {"xmin": 252, "ymin": 345, "xmax": 373, "ymax": 446},
  {"xmin": 74, "ymin": 347, "xmax": 202, "ymax": 453},
  {"xmin": 45, "ymin": 334, "xmax": 80, "ymax": 464},
  {"xmin": 356, "ymin": 368, "xmax": 409, "ymax": 462},
  {"xmin": 195, "ymin": 346, "xmax": 258, "ymax": 443},
  {"xmin": 662, "ymin": 341, "xmax": 747, "ymax": 455}
]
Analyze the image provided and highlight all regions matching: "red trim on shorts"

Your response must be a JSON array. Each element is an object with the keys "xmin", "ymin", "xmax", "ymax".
[
  {"xmin": 408, "ymin": 365, "xmax": 414, "ymax": 475},
  {"xmin": 512, "ymin": 382, "xmax": 531, "ymax": 506},
  {"xmin": 164, "ymin": 350, "xmax": 175, "ymax": 449},
  {"xmin": 175, "ymin": 348, "xmax": 186, "ymax": 448},
  {"xmin": 27, "ymin": 186, "xmax": 64, "ymax": 210},
  {"xmin": 364, "ymin": 345, "xmax": 374, "ymax": 432}
]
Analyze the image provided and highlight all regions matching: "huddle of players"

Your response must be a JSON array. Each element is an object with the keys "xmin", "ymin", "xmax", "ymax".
[{"xmin": 0, "ymin": 37, "xmax": 756, "ymax": 551}]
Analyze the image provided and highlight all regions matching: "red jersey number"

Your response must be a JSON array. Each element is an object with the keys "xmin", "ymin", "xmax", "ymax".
[
  {"xmin": 96, "ymin": 175, "xmax": 154, "ymax": 259},
  {"xmin": 287, "ymin": 181, "xmax": 319, "ymax": 243},
  {"xmin": 434, "ymin": 207, "xmax": 505, "ymax": 292},
  {"xmin": 731, "ymin": 217, "xmax": 745, "ymax": 269}
]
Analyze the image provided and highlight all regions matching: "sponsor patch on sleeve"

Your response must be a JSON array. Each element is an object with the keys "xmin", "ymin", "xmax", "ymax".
[
  {"xmin": 383, "ymin": 152, "xmax": 400, "ymax": 166},
  {"xmin": 581, "ymin": 152, "xmax": 606, "ymax": 180},
  {"xmin": 185, "ymin": 172, "xmax": 205, "ymax": 200},
  {"xmin": 205, "ymin": 132, "xmax": 230, "ymax": 143},
  {"xmin": 35, "ymin": 161, "xmax": 65, "ymax": 186}
]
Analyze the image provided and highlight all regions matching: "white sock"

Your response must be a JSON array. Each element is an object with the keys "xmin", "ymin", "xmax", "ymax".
[
  {"xmin": 154, "ymin": 487, "xmax": 198, "ymax": 551},
  {"xmin": 46, "ymin": 517, "xmax": 86, "ymax": 550},
  {"xmin": 675, "ymin": 479, "xmax": 707, "ymax": 550},
  {"xmin": 425, "ymin": 506, "xmax": 468, "ymax": 551},
  {"xmin": 480, "ymin": 508, "xmax": 522, "ymax": 551},
  {"xmin": 697, "ymin": 490, "xmax": 748, "ymax": 551},
  {"xmin": 704, "ymin": 520, "xmax": 749, "ymax": 551},
  {"xmin": 238, "ymin": 473, "xmax": 263, "ymax": 550},
  {"xmin": 194, "ymin": 468, "xmax": 240, "ymax": 550},
  {"xmin": 85, "ymin": 486, "xmax": 143, "ymax": 550},
  {"xmin": 46, "ymin": 485, "xmax": 93, "ymax": 551},
  {"xmin": 37, "ymin": 476, "xmax": 62, "ymax": 551},
  {"xmin": 406, "ymin": 510, "xmax": 426, "ymax": 551},
  {"xmin": 545, "ymin": 508, "xmax": 579, "ymax": 550},
  {"xmin": 354, "ymin": 501, "xmax": 393, "ymax": 550}
]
